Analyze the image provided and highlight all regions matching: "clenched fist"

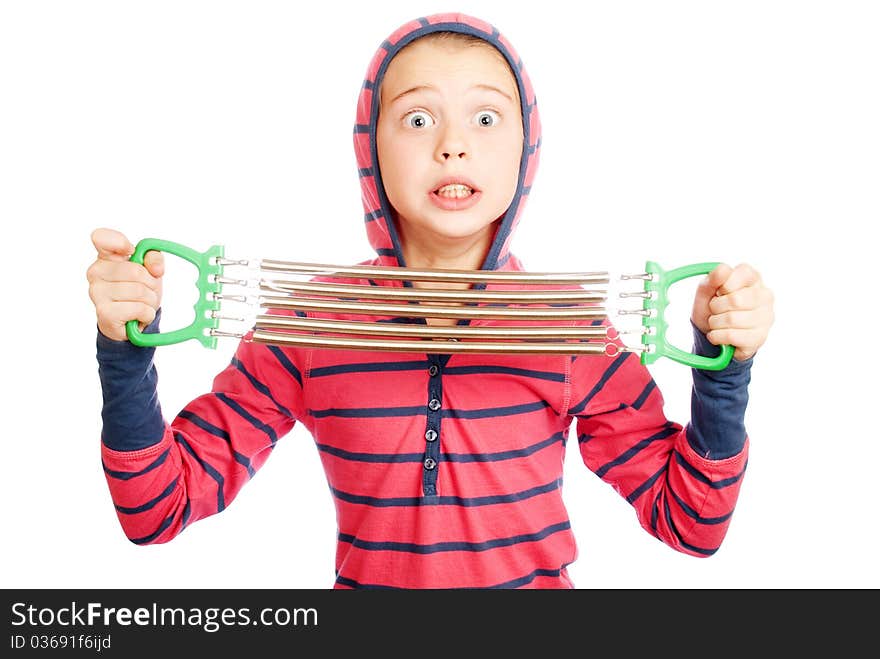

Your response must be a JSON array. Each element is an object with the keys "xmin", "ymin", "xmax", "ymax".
[
  {"xmin": 86, "ymin": 228, "xmax": 165, "ymax": 341},
  {"xmin": 690, "ymin": 263, "xmax": 775, "ymax": 362}
]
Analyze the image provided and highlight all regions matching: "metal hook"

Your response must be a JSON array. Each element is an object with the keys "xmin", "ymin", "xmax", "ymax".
[
  {"xmin": 214, "ymin": 275, "xmax": 254, "ymax": 287},
  {"xmin": 214, "ymin": 294, "xmax": 252, "ymax": 303},
  {"xmin": 215, "ymin": 257, "xmax": 252, "ymax": 267},
  {"xmin": 210, "ymin": 329, "xmax": 247, "ymax": 339}
]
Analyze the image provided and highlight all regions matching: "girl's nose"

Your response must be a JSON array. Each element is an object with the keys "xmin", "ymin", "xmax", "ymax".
[{"xmin": 435, "ymin": 124, "xmax": 469, "ymax": 161}]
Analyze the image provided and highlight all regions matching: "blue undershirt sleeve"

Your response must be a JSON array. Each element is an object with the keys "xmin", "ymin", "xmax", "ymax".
[
  {"xmin": 686, "ymin": 321, "xmax": 753, "ymax": 460},
  {"xmin": 96, "ymin": 310, "xmax": 165, "ymax": 452}
]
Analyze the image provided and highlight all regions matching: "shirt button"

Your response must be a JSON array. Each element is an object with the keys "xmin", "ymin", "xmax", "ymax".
[
  {"xmin": 425, "ymin": 429, "xmax": 438, "ymax": 442},
  {"xmin": 423, "ymin": 457, "xmax": 437, "ymax": 470},
  {"xmin": 428, "ymin": 398, "xmax": 441, "ymax": 411},
  {"xmin": 428, "ymin": 365, "xmax": 439, "ymax": 377}
]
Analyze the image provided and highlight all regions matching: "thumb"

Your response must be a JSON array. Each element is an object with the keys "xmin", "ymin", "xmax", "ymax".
[
  {"xmin": 91, "ymin": 227, "xmax": 134, "ymax": 262},
  {"xmin": 144, "ymin": 250, "xmax": 165, "ymax": 278},
  {"xmin": 700, "ymin": 262, "xmax": 733, "ymax": 297}
]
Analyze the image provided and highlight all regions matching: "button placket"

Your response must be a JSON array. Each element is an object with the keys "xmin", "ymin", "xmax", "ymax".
[{"xmin": 422, "ymin": 356, "xmax": 443, "ymax": 497}]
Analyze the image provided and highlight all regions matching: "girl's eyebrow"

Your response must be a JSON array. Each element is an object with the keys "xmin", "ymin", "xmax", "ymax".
[
  {"xmin": 388, "ymin": 84, "xmax": 438, "ymax": 105},
  {"xmin": 388, "ymin": 83, "xmax": 515, "ymax": 105},
  {"xmin": 471, "ymin": 83, "xmax": 515, "ymax": 103}
]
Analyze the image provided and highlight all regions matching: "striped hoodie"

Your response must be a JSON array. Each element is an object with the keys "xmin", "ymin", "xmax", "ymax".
[{"xmin": 96, "ymin": 12, "xmax": 752, "ymax": 589}]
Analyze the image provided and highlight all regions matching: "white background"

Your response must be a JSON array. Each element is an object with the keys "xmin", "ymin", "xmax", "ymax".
[{"xmin": 1, "ymin": 0, "xmax": 877, "ymax": 589}]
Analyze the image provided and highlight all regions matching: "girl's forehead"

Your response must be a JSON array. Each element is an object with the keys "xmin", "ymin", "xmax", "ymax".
[{"xmin": 382, "ymin": 40, "xmax": 518, "ymax": 102}]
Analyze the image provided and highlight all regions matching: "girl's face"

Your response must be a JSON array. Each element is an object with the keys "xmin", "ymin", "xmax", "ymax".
[{"xmin": 377, "ymin": 38, "xmax": 523, "ymax": 255}]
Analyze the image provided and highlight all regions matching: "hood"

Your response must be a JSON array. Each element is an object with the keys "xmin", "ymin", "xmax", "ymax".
[{"xmin": 353, "ymin": 12, "xmax": 542, "ymax": 274}]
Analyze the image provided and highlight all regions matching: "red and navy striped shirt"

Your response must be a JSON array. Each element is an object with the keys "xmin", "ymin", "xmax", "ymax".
[{"xmin": 97, "ymin": 12, "xmax": 752, "ymax": 589}]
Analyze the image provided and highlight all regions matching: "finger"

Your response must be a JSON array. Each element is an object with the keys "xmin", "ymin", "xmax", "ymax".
[
  {"xmin": 706, "ymin": 327, "xmax": 765, "ymax": 360},
  {"xmin": 707, "ymin": 309, "xmax": 767, "ymax": 331},
  {"xmin": 143, "ymin": 250, "xmax": 165, "ymax": 278},
  {"xmin": 91, "ymin": 228, "xmax": 134, "ymax": 262},
  {"xmin": 91, "ymin": 280, "xmax": 160, "ymax": 310},
  {"xmin": 708, "ymin": 285, "xmax": 763, "ymax": 315},
  {"xmin": 86, "ymin": 257, "xmax": 135, "ymax": 285},
  {"xmin": 96, "ymin": 300, "xmax": 158, "ymax": 330},
  {"xmin": 95, "ymin": 261, "xmax": 162, "ymax": 292},
  {"xmin": 697, "ymin": 263, "xmax": 733, "ymax": 296},
  {"xmin": 716, "ymin": 263, "xmax": 761, "ymax": 296}
]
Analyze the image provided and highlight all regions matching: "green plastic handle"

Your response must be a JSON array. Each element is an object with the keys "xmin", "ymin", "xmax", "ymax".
[
  {"xmin": 125, "ymin": 238, "xmax": 226, "ymax": 349},
  {"xmin": 639, "ymin": 261, "xmax": 734, "ymax": 371}
]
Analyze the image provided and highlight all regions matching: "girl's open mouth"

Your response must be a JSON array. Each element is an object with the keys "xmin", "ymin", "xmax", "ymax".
[{"xmin": 429, "ymin": 183, "xmax": 482, "ymax": 210}]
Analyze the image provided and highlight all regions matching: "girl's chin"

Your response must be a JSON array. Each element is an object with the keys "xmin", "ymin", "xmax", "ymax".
[
  {"xmin": 428, "ymin": 216, "xmax": 497, "ymax": 238},
  {"xmin": 396, "ymin": 208, "xmax": 501, "ymax": 241}
]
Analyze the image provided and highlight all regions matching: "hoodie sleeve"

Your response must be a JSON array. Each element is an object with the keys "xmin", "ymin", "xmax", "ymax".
[
  {"xmin": 568, "ymin": 325, "xmax": 750, "ymax": 557},
  {"xmin": 97, "ymin": 316, "xmax": 307, "ymax": 545}
]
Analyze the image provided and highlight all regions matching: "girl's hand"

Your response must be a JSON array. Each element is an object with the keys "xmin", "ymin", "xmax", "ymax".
[
  {"xmin": 86, "ymin": 228, "xmax": 165, "ymax": 341},
  {"xmin": 690, "ymin": 263, "xmax": 775, "ymax": 362}
]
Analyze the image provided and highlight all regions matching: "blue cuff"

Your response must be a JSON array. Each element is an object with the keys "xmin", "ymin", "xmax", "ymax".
[
  {"xmin": 686, "ymin": 321, "xmax": 752, "ymax": 459},
  {"xmin": 96, "ymin": 310, "xmax": 166, "ymax": 451}
]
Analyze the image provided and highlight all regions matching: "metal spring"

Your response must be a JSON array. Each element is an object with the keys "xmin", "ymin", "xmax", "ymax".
[{"xmin": 206, "ymin": 259, "xmax": 651, "ymax": 356}]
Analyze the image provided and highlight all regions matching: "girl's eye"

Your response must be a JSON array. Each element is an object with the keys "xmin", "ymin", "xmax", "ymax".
[
  {"xmin": 404, "ymin": 111, "xmax": 434, "ymax": 129},
  {"xmin": 475, "ymin": 110, "xmax": 500, "ymax": 127}
]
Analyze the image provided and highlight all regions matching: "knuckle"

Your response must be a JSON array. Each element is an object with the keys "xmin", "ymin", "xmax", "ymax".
[
  {"xmin": 737, "ymin": 289, "xmax": 755, "ymax": 309},
  {"xmin": 120, "ymin": 262, "xmax": 150, "ymax": 285},
  {"xmin": 101, "ymin": 261, "xmax": 121, "ymax": 280},
  {"xmin": 87, "ymin": 283, "xmax": 101, "ymax": 305},
  {"xmin": 89, "ymin": 280, "xmax": 107, "ymax": 303},
  {"xmin": 136, "ymin": 264, "xmax": 156, "ymax": 287},
  {"xmin": 142, "ymin": 285, "xmax": 159, "ymax": 307},
  {"xmin": 135, "ymin": 281, "xmax": 151, "ymax": 299},
  {"xmin": 95, "ymin": 301, "xmax": 113, "ymax": 321},
  {"xmin": 86, "ymin": 260, "xmax": 108, "ymax": 281}
]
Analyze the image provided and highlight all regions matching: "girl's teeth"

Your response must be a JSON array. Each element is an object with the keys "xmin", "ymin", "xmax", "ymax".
[{"xmin": 436, "ymin": 184, "xmax": 473, "ymax": 198}]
